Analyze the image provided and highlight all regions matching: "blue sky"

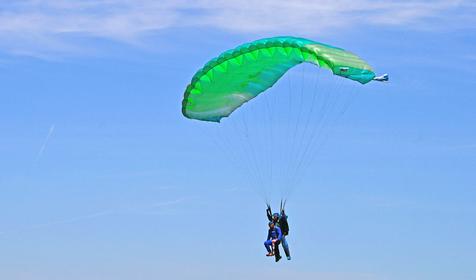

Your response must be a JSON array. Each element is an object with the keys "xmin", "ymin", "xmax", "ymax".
[{"xmin": 1, "ymin": 1, "xmax": 475, "ymax": 280}]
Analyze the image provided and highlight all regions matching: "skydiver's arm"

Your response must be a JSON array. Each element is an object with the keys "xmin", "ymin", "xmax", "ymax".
[
  {"xmin": 266, "ymin": 205, "xmax": 273, "ymax": 221},
  {"xmin": 276, "ymin": 227, "xmax": 283, "ymax": 241},
  {"xmin": 280, "ymin": 217, "xmax": 289, "ymax": 236},
  {"xmin": 281, "ymin": 209, "xmax": 287, "ymax": 220}
]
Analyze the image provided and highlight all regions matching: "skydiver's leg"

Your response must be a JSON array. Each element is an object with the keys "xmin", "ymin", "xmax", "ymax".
[
  {"xmin": 264, "ymin": 240, "xmax": 274, "ymax": 256},
  {"xmin": 281, "ymin": 236, "xmax": 291, "ymax": 259},
  {"xmin": 274, "ymin": 240, "xmax": 281, "ymax": 262}
]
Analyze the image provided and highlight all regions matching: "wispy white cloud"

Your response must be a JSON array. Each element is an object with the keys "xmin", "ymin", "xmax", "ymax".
[
  {"xmin": 131, "ymin": 197, "xmax": 190, "ymax": 215},
  {"xmin": 29, "ymin": 209, "xmax": 115, "ymax": 229},
  {"xmin": 0, "ymin": 0, "xmax": 474, "ymax": 57},
  {"xmin": 146, "ymin": 197, "xmax": 188, "ymax": 209},
  {"xmin": 35, "ymin": 124, "xmax": 55, "ymax": 163},
  {"xmin": 0, "ymin": 209, "xmax": 114, "ymax": 236},
  {"xmin": 0, "ymin": 197, "xmax": 190, "ymax": 236},
  {"xmin": 466, "ymin": 54, "xmax": 476, "ymax": 61},
  {"xmin": 432, "ymin": 142, "xmax": 476, "ymax": 152}
]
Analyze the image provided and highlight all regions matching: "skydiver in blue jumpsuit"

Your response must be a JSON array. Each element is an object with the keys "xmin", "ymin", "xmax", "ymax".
[{"xmin": 264, "ymin": 221, "xmax": 282, "ymax": 262}]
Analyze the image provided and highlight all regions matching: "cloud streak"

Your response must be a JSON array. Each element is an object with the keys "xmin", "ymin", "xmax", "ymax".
[
  {"xmin": 0, "ymin": 197, "xmax": 190, "ymax": 236},
  {"xmin": 0, "ymin": 0, "xmax": 474, "ymax": 57},
  {"xmin": 35, "ymin": 124, "xmax": 55, "ymax": 163}
]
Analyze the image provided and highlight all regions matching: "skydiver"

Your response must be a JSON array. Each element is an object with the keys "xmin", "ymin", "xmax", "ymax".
[
  {"xmin": 267, "ymin": 204, "xmax": 291, "ymax": 260},
  {"xmin": 264, "ymin": 221, "xmax": 282, "ymax": 262}
]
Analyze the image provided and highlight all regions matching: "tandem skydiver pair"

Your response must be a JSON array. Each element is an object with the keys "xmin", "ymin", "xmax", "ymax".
[{"xmin": 264, "ymin": 202, "xmax": 291, "ymax": 262}]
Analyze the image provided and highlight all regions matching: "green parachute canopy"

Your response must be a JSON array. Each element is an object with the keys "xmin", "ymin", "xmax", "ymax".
[{"xmin": 182, "ymin": 36, "xmax": 377, "ymax": 122}]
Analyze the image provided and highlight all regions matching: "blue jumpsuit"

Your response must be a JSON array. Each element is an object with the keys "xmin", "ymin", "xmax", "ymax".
[{"xmin": 264, "ymin": 226, "xmax": 282, "ymax": 253}]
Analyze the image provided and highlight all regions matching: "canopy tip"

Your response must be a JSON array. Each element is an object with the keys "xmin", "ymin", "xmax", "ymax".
[{"xmin": 373, "ymin": 73, "xmax": 389, "ymax": 82}]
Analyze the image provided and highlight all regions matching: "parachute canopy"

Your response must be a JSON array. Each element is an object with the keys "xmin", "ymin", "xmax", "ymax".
[{"xmin": 182, "ymin": 36, "xmax": 376, "ymax": 122}]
